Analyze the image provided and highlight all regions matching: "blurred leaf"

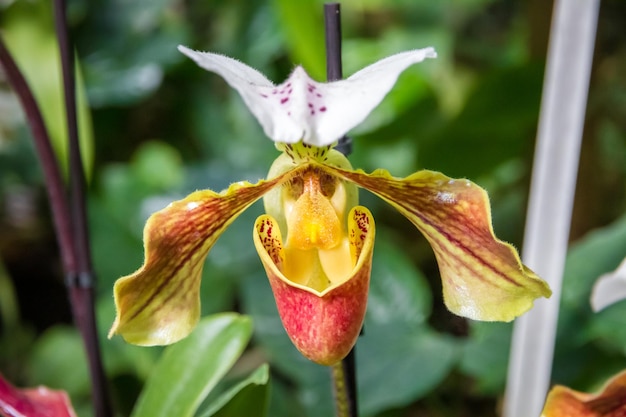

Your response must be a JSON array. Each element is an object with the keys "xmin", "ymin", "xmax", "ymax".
[
  {"xmin": 27, "ymin": 326, "xmax": 89, "ymax": 396},
  {"xmin": 551, "ymin": 215, "xmax": 626, "ymax": 386},
  {"xmin": 363, "ymin": 234, "xmax": 433, "ymax": 327},
  {"xmin": 589, "ymin": 302, "xmax": 626, "ymax": 355},
  {"xmin": 272, "ymin": 0, "xmax": 325, "ymax": 79},
  {"xmin": 131, "ymin": 141, "xmax": 183, "ymax": 191},
  {"xmin": 560, "ymin": 215, "xmax": 626, "ymax": 313},
  {"xmin": 0, "ymin": 260, "xmax": 19, "ymax": 330},
  {"xmin": 459, "ymin": 321, "xmax": 512, "ymax": 394},
  {"xmin": 96, "ymin": 298, "xmax": 160, "ymax": 380},
  {"xmin": 1, "ymin": 0, "xmax": 94, "ymax": 177},
  {"xmin": 417, "ymin": 63, "xmax": 544, "ymax": 179},
  {"xmin": 198, "ymin": 363, "xmax": 270, "ymax": 417},
  {"xmin": 78, "ymin": 0, "xmax": 188, "ymax": 106},
  {"xmin": 26, "ymin": 326, "xmax": 91, "ymax": 415},
  {"xmin": 357, "ymin": 235, "xmax": 458, "ymax": 415},
  {"xmin": 130, "ymin": 313, "xmax": 252, "ymax": 417}
]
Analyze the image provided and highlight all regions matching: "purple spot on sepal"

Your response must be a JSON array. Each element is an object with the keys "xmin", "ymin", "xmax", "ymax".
[
  {"xmin": 319, "ymin": 106, "xmax": 327, "ymax": 112},
  {"xmin": 281, "ymin": 97, "xmax": 289, "ymax": 104}
]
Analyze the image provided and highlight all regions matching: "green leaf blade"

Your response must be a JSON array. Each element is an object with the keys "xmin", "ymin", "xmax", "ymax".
[
  {"xmin": 131, "ymin": 313, "xmax": 252, "ymax": 417},
  {"xmin": 199, "ymin": 363, "xmax": 270, "ymax": 417}
]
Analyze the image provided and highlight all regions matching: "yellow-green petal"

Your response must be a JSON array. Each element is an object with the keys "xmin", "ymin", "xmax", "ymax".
[
  {"xmin": 323, "ymin": 165, "xmax": 551, "ymax": 322},
  {"xmin": 542, "ymin": 369, "xmax": 626, "ymax": 417},
  {"xmin": 109, "ymin": 171, "xmax": 297, "ymax": 346}
]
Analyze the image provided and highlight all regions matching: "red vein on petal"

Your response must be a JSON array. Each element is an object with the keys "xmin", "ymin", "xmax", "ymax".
[
  {"xmin": 327, "ymin": 167, "xmax": 524, "ymax": 288},
  {"xmin": 125, "ymin": 172, "xmax": 297, "ymax": 324}
]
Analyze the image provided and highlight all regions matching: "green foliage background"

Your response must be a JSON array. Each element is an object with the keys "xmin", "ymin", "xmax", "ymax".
[{"xmin": 1, "ymin": 0, "xmax": 626, "ymax": 416}]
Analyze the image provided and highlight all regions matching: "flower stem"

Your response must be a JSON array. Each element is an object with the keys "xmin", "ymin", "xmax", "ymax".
[{"xmin": 332, "ymin": 361, "xmax": 351, "ymax": 417}]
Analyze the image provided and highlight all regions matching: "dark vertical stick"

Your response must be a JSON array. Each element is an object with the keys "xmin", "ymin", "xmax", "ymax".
[
  {"xmin": 324, "ymin": 3, "xmax": 343, "ymax": 82},
  {"xmin": 324, "ymin": 2, "xmax": 352, "ymax": 156},
  {"xmin": 324, "ymin": 4, "xmax": 358, "ymax": 417},
  {"xmin": 51, "ymin": 2, "xmax": 112, "ymax": 417}
]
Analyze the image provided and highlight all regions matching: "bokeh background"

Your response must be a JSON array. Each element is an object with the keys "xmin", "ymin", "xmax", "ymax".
[{"xmin": 1, "ymin": 0, "xmax": 626, "ymax": 416}]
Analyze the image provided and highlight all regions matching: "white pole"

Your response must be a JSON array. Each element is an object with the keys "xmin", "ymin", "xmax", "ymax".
[{"xmin": 504, "ymin": 1, "xmax": 600, "ymax": 417}]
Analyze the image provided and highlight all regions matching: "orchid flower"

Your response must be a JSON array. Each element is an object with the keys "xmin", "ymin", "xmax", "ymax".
[
  {"xmin": 0, "ymin": 374, "xmax": 78, "ymax": 417},
  {"xmin": 541, "ymin": 369, "xmax": 626, "ymax": 417},
  {"xmin": 109, "ymin": 46, "xmax": 551, "ymax": 366}
]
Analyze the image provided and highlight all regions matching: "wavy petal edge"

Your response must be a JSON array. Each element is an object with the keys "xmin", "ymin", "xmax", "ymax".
[{"xmin": 320, "ymin": 165, "xmax": 551, "ymax": 322}]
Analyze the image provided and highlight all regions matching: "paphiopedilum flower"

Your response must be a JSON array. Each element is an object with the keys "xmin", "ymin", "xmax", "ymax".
[
  {"xmin": 0, "ymin": 374, "xmax": 77, "ymax": 417},
  {"xmin": 541, "ymin": 370, "xmax": 626, "ymax": 417},
  {"xmin": 109, "ymin": 46, "xmax": 551, "ymax": 365}
]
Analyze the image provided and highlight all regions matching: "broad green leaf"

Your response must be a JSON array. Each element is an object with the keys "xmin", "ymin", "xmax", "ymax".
[
  {"xmin": 556, "ymin": 215, "xmax": 626, "ymax": 353},
  {"xmin": 27, "ymin": 327, "xmax": 89, "ymax": 399},
  {"xmin": 459, "ymin": 321, "xmax": 513, "ymax": 393},
  {"xmin": 1, "ymin": 0, "xmax": 94, "ymax": 177},
  {"xmin": 198, "ymin": 364, "xmax": 270, "ymax": 417},
  {"xmin": 561, "ymin": 215, "xmax": 626, "ymax": 312},
  {"xmin": 130, "ymin": 313, "xmax": 252, "ymax": 417}
]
